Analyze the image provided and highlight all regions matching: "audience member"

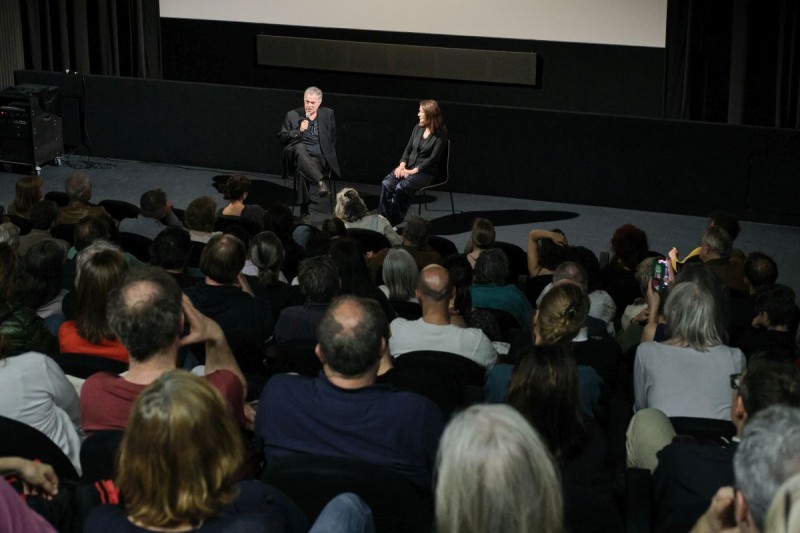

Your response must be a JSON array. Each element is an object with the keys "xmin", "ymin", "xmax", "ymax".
[
  {"xmin": 737, "ymin": 284, "xmax": 798, "ymax": 361},
  {"xmin": 442, "ymin": 254, "xmax": 502, "ymax": 342},
  {"xmin": 58, "ymin": 242, "xmax": 129, "ymax": 361},
  {"xmin": 335, "ymin": 188, "xmax": 401, "ymax": 245},
  {"xmin": 390, "ymin": 264, "xmax": 496, "ymax": 368},
  {"xmin": 80, "ymin": 266, "xmax": 246, "ymax": 432},
  {"xmin": 378, "ymin": 248, "xmax": 421, "ymax": 319},
  {"xmin": 470, "ymin": 248, "xmax": 532, "ymax": 327},
  {"xmin": 464, "ymin": 217, "xmax": 495, "ymax": 268},
  {"xmin": 273, "ymin": 256, "xmax": 338, "ymax": 345},
  {"xmin": 525, "ymin": 227, "xmax": 568, "ymax": 304},
  {"xmin": 14, "ymin": 239, "xmax": 69, "ymax": 334},
  {"xmin": 538, "ymin": 261, "xmax": 616, "ymax": 336},
  {"xmin": 672, "ymin": 211, "xmax": 744, "ymax": 269},
  {"xmin": 149, "ymin": 226, "xmax": 201, "ymax": 289},
  {"xmin": 256, "ymin": 295, "xmax": 445, "ymax": 489},
  {"xmin": 598, "ymin": 223, "xmax": 652, "ymax": 319},
  {"xmin": 435, "ymin": 404, "xmax": 562, "ymax": 533},
  {"xmin": 17, "ymin": 200, "xmax": 68, "ymax": 256},
  {"xmin": 7, "ymin": 175, "xmax": 43, "ymax": 219},
  {"xmin": 0, "ymin": 243, "xmax": 58, "ymax": 355},
  {"xmin": 744, "ymin": 252, "xmax": 779, "ymax": 293},
  {"xmin": 329, "ymin": 237, "xmax": 395, "ymax": 320},
  {"xmin": 246, "ymin": 231, "xmax": 300, "ymax": 319},
  {"xmin": 119, "ymin": 189, "xmax": 184, "ymax": 240},
  {"xmin": 0, "ymin": 222, "xmax": 20, "ymax": 249},
  {"xmin": 55, "ymin": 173, "xmax": 112, "ymax": 226},
  {"xmin": 219, "ymin": 174, "xmax": 265, "ymax": 230},
  {"xmin": 369, "ymin": 216, "xmax": 442, "ymax": 273},
  {"xmin": 634, "ymin": 280, "xmax": 746, "ymax": 420},
  {"xmin": 183, "ymin": 195, "xmax": 219, "ymax": 243},
  {"xmin": 0, "ymin": 457, "xmax": 59, "ymax": 532}
]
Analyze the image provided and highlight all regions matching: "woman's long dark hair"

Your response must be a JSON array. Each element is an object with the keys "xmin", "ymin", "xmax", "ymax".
[{"xmin": 420, "ymin": 99, "xmax": 446, "ymax": 135}]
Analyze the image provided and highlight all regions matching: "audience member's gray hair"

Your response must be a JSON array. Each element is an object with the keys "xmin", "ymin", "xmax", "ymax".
[
  {"xmin": 304, "ymin": 86, "xmax": 323, "ymax": 100},
  {"xmin": 702, "ymin": 225, "xmax": 733, "ymax": 258},
  {"xmin": 435, "ymin": 404, "xmax": 563, "ymax": 533},
  {"xmin": 552, "ymin": 261, "xmax": 588, "ymax": 293},
  {"xmin": 765, "ymin": 472, "xmax": 800, "ymax": 533},
  {"xmin": 334, "ymin": 188, "xmax": 368, "ymax": 222},
  {"xmin": 64, "ymin": 172, "xmax": 91, "ymax": 200},
  {"xmin": 734, "ymin": 405, "xmax": 800, "ymax": 531},
  {"xmin": 75, "ymin": 240, "xmax": 124, "ymax": 288},
  {"xmin": 473, "ymin": 248, "xmax": 509, "ymax": 285},
  {"xmin": 664, "ymin": 280, "xmax": 725, "ymax": 350},
  {"xmin": 0, "ymin": 222, "xmax": 20, "ymax": 248},
  {"xmin": 382, "ymin": 248, "xmax": 418, "ymax": 301},
  {"xmin": 636, "ymin": 257, "xmax": 657, "ymax": 296}
]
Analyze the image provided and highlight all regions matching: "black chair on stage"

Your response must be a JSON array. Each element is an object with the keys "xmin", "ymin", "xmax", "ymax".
[
  {"xmin": 99, "ymin": 199, "xmax": 140, "ymax": 221},
  {"xmin": 282, "ymin": 152, "xmax": 337, "ymax": 214},
  {"xmin": 263, "ymin": 454, "xmax": 433, "ymax": 533},
  {"xmin": 348, "ymin": 228, "xmax": 391, "ymax": 254},
  {"xmin": 414, "ymin": 139, "xmax": 455, "ymax": 216},
  {"xmin": 0, "ymin": 416, "xmax": 79, "ymax": 481}
]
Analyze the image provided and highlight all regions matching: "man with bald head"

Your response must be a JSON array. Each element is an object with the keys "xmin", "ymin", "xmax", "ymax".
[
  {"xmin": 255, "ymin": 295, "xmax": 444, "ymax": 488},
  {"xmin": 389, "ymin": 264, "xmax": 497, "ymax": 368}
]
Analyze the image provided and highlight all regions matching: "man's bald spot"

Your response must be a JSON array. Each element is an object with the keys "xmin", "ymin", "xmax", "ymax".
[
  {"xmin": 331, "ymin": 298, "xmax": 364, "ymax": 336},
  {"xmin": 418, "ymin": 264, "xmax": 451, "ymax": 302},
  {"xmin": 121, "ymin": 280, "xmax": 163, "ymax": 310}
]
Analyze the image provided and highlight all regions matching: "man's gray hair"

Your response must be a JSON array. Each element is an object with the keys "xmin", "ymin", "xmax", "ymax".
[
  {"xmin": 552, "ymin": 261, "xmax": 588, "ymax": 293},
  {"xmin": 734, "ymin": 405, "xmax": 800, "ymax": 531},
  {"xmin": 304, "ymin": 86, "xmax": 323, "ymax": 100},
  {"xmin": 702, "ymin": 226, "xmax": 732, "ymax": 258},
  {"xmin": 64, "ymin": 173, "xmax": 92, "ymax": 200},
  {"xmin": 435, "ymin": 404, "xmax": 563, "ymax": 533},
  {"xmin": 663, "ymin": 280, "xmax": 725, "ymax": 350},
  {"xmin": 0, "ymin": 222, "xmax": 20, "ymax": 248}
]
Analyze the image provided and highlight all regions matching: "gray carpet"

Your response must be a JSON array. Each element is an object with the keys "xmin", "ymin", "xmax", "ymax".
[{"xmin": 2, "ymin": 155, "xmax": 799, "ymax": 297}]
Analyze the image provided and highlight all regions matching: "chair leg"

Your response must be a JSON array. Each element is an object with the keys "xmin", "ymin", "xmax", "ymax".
[{"xmin": 448, "ymin": 188, "xmax": 455, "ymax": 215}]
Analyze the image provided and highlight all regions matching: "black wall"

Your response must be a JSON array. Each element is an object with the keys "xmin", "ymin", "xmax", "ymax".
[{"xmin": 15, "ymin": 70, "xmax": 800, "ymax": 226}]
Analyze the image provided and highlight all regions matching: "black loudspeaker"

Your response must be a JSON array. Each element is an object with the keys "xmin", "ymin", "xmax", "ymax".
[{"xmin": 0, "ymin": 84, "xmax": 64, "ymax": 171}]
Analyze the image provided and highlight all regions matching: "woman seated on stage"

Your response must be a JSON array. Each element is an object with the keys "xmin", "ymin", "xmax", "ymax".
[
  {"xmin": 335, "ymin": 188, "xmax": 401, "ymax": 245},
  {"xmin": 378, "ymin": 100, "xmax": 447, "ymax": 227},
  {"xmin": 58, "ymin": 241, "xmax": 129, "ymax": 362},
  {"xmin": 219, "ymin": 175, "xmax": 265, "ymax": 230},
  {"xmin": 85, "ymin": 370, "xmax": 373, "ymax": 533}
]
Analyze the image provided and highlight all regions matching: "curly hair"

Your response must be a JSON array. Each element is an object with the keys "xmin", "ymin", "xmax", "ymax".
[{"xmin": 334, "ymin": 188, "xmax": 368, "ymax": 222}]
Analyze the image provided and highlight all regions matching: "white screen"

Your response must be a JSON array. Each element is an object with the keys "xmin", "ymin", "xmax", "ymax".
[{"xmin": 160, "ymin": 0, "xmax": 668, "ymax": 48}]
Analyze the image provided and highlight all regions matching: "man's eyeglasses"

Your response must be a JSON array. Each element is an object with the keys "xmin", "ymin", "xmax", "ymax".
[{"xmin": 730, "ymin": 373, "xmax": 743, "ymax": 390}]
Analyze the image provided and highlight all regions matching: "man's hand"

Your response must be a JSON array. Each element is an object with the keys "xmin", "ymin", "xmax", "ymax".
[
  {"xmin": 178, "ymin": 295, "xmax": 226, "ymax": 348},
  {"xmin": 690, "ymin": 487, "xmax": 738, "ymax": 533},
  {"xmin": 299, "ymin": 119, "xmax": 309, "ymax": 133}
]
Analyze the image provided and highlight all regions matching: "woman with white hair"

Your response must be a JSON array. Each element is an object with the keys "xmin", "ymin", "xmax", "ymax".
[
  {"xmin": 435, "ymin": 404, "xmax": 562, "ymax": 533},
  {"xmin": 335, "ymin": 188, "xmax": 401, "ymax": 245},
  {"xmin": 634, "ymin": 279, "xmax": 746, "ymax": 420}
]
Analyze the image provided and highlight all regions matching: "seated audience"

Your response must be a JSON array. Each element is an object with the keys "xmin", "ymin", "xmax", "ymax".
[
  {"xmin": 7, "ymin": 175, "xmax": 43, "ymax": 219},
  {"xmin": 443, "ymin": 254, "xmax": 502, "ymax": 342},
  {"xmin": 246, "ymin": 231, "xmax": 300, "ymax": 319},
  {"xmin": 119, "ymin": 189, "xmax": 184, "ymax": 240},
  {"xmin": 149, "ymin": 226, "xmax": 201, "ymax": 289},
  {"xmin": 525, "ymin": 227, "xmax": 568, "ymax": 305},
  {"xmin": 80, "ymin": 267, "xmax": 246, "ymax": 432},
  {"xmin": 634, "ymin": 280, "xmax": 746, "ymax": 420},
  {"xmin": 470, "ymin": 248, "xmax": 532, "ymax": 327},
  {"xmin": 219, "ymin": 174, "xmax": 265, "ymax": 230},
  {"xmin": 184, "ymin": 234, "xmax": 274, "ymax": 355},
  {"xmin": 0, "ymin": 457, "xmax": 59, "ymax": 532},
  {"xmin": 0, "ymin": 243, "xmax": 58, "ymax": 355},
  {"xmin": 435, "ymin": 404, "xmax": 562, "ymax": 533},
  {"xmin": 0, "ymin": 333, "xmax": 84, "ymax": 473},
  {"xmin": 17, "ymin": 200, "xmax": 69, "ymax": 256},
  {"xmin": 58, "ymin": 242, "xmax": 129, "ymax": 362},
  {"xmin": 463, "ymin": 217, "xmax": 495, "ymax": 268},
  {"xmin": 369, "ymin": 216, "xmax": 442, "ymax": 273},
  {"xmin": 256, "ymin": 295, "xmax": 445, "ymax": 489},
  {"xmin": 329, "ymin": 237, "xmax": 395, "ymax": 320},
  {"xmin": 86, "ymin": 370, "xmax": 369, "ymax": 533},
  {"xmin": 671, "ymin": 210, "xmax": 744, "ymax": 269},
  {"xmin": 692, "ymin": 406, "xmax": 800, "ymax": 533},
  {"xmin": 55, "ymin": 173, "xmax": 112, "ymax": 226},
  {"xmin": 598, "ymin": 223, "xmax": 651, "ymax": 319},
  {"xmin": 183, "ymin": 195, "xmax": 219, "ymax": 243},
  {"xmin": 737, "ymin": 284, "xmax": 797, "ymax": 361},
  {"xmin": 378, "ymin": 248, "xmax": 421, "ymax": 320},
  {"xmin": 263, "ymin": 203, "xmax": 302, "ymax": 282},
  {"xmin": 14, "ymin": 239, "xmax": 69, "ymax": 334},
  {"xmin": 334, "ymin": 188, "xmax": 401, "ymax": 245},
  {"xmin": 273, "ymin": 256, "xmax": 338, "ymax": 345},
  {"xmin": 390, "ymin": 264, "xmax": 497, "ymax": 369},
  {"xmin": 672, "ymin": 225, "xmax": 748, "ymax": 295},
  {"xmin": 508, "ymin": 343, "xmax": 621, "ymax": 531}
]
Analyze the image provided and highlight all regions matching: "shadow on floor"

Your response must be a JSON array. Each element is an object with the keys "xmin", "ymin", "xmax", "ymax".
[{"xmin": 427, "ymin": 209, "xmax": 580, "ymax": 235}]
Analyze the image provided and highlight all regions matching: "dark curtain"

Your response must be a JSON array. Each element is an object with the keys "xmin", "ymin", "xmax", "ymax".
[
  {"xmin": 664, "ymin": 0, "xmax": 799, "ymax": 129},
  {"xmin": 18, "ymin": 0, "xmax": 161, "ymax": 79}
]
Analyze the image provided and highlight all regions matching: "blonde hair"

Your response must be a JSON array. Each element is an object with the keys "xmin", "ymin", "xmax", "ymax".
[
  {"xmin": 435, "ymin": 404, "xmax": 562, "ymax": 533},
  {"xmin": 535, "ymin": 282, "xmax": 589, "ymax": 345},
  {"xmin": 117, "ymin": 370, "xmax": 243, "ymax": 529}
]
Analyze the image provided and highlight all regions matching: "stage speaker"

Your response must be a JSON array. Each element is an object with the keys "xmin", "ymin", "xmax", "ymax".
[{"xmin": 0, "ymin": 84, "xmax": 64, "ymax": 171}]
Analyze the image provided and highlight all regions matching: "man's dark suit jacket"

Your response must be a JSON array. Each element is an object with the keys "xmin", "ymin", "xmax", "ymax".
[{"xmin": 278, "ymin": 106, "xmax": 341, "ymax": 177}]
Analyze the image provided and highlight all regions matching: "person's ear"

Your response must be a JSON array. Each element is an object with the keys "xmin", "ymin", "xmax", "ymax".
[
  {"xmin": 733, "ymin": 394, "xmax": 747, "ymax": 423},
  {"xmin": 314, "ymin": 343, "xmax": 325, "ymax": 364}
]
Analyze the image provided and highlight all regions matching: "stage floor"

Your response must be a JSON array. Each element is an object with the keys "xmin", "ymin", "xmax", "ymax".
[{"xmin": 3, "ymin": 155, "xmax": 799, "ymax": 297}]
